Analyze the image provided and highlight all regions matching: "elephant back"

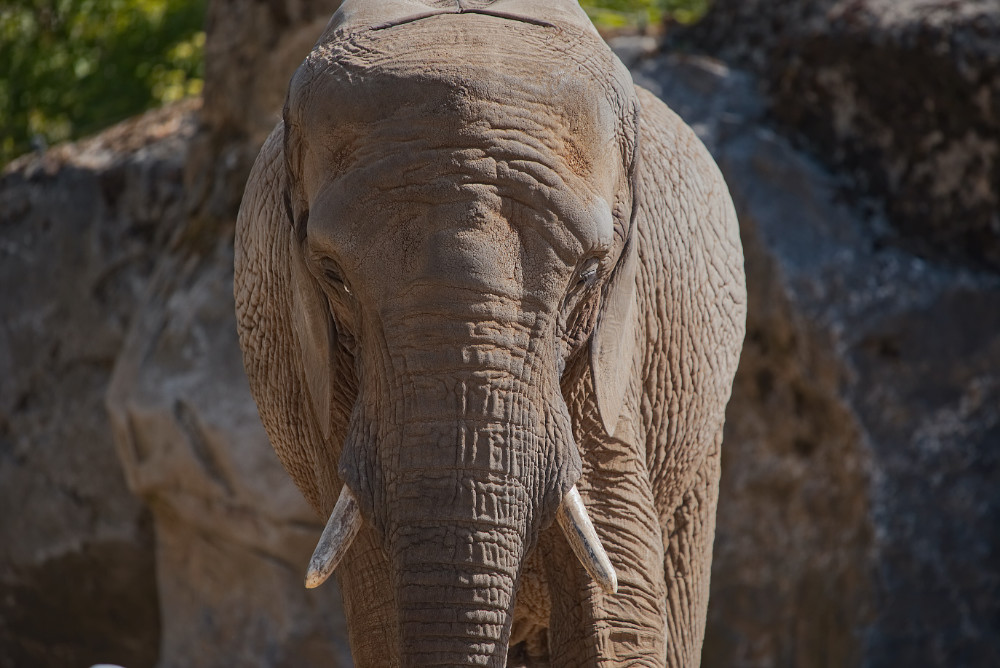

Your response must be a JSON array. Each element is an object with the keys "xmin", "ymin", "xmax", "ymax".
[{"xmin": 322, "ymin": 0, "xmax": 600, "ymax": 39}]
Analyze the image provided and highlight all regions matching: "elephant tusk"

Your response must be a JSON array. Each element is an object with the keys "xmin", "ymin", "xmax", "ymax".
[
  {"xmin": 556, "ymin": 485, "xmax": 618, "ymax": 595},
  {"xmin": 305, "ymin": 485, "xmax": 362, "ymax": 589}
]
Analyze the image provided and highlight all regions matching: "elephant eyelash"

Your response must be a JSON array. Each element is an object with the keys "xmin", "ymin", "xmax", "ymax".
[
  {"xmin": 560, "ymin": 258, "xmax": 602, "ymax": 314},
  {"xmin": 320, "ymin": 261, "xmax": 352, "ymax": 295},
  {"xmin": 576, "ymin": 258, "xmax": 601, "ymax": 287}
]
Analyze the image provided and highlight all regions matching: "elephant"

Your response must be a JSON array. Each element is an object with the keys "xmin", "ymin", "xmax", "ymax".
[{"xmin": 233, "ymin": 0, "xmax": 746, "ymax": 666}]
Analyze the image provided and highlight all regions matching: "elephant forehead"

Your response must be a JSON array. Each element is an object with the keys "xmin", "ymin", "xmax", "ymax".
[
  {"xmin": 304, "ymin": 117, "xmax": 616, "ymax": 253},
  {"xmin": 290, "ymin": 24, "xmax": 628, "ymax": 263},
  {"xmin": 290, "ymin": 13, "xmax": 633, "ymax": 306},
  {"xmin": 302, "ymin": 120, "xmax": 619, "ymax": 294},
  {"xmin": 289, "ymin": 13, "xmax": 632, "ymax": 192}
]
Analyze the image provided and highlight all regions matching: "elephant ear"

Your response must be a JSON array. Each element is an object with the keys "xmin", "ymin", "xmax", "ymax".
[
  {"xmin": 289, "ymin": 230, "xmax": 334, "ymax": 441},
  {"xmin": 590, "ymin": 117, "xmax": 642, "ymax": 439},
  {"xmin": 234, "ymin": 123, "xmax": 339, "ymax": 514},
  {"xmin": 589, "ymin": 231, "xmax": 639, "ymax": 438}
]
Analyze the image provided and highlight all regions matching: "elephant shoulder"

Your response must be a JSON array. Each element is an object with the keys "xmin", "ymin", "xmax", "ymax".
[
  {"xmin": 631, "ymin": 82, "xmax": 747, "ymax": 405},
  {"xmin": 633, "ymin": 85, "xmax": 735, "ymax": 237},
  {"xmin": 630, "ymin": 87, "xmax": 746, "ymax": 509},
  {"xmin": 632, "ymin": 84, "xmax": 744, "ymax": 308}
]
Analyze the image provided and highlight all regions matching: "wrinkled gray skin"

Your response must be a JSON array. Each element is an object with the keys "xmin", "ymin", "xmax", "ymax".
[{"xmin": 234, "ymin": 1, "xmax": 746, "ymax": 666}]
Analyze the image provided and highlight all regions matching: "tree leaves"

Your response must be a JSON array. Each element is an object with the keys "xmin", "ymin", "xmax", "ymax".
[
  {"xmin": 580, "ymin": 0, "xmax": 710, "ymax": 30},
  {"xmin": 0, "ymin": 0, "xmax": 206, "ymax": 164}
]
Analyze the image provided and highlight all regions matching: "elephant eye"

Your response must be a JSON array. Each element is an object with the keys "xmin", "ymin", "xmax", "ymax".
[
  {"xmin": 320, "ymin": 261, "xmax": 352, "ymax": 295},
  {"xmin": 576, "ymin": 258, "xmax": 600, "ymax": 287}
]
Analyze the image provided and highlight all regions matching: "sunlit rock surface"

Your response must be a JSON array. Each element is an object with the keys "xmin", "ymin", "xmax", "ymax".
[
  {"xmin": 0, "ymin": 101, "xmax": 196, "ymax": 667},
  {"xmin": 680, "ymin": 0, "xmax": 1000, "ymax": 271}
]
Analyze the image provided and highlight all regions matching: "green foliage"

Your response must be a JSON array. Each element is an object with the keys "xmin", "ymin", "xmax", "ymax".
[
  {"xmin": 0, "ymin": 0, "xmax": 206, "ymax": 165},
  {"xmin": 581, "ymin": 0, "xmax": 710, "ymax": 30}
]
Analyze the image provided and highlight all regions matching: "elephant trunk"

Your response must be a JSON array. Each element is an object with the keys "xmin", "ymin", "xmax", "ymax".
[
  {"xmin": 384, "ymin": 416, "xmax": 537, "ymax": 667},
  {"xmin": 392, "ymin": 509, "xmax": 523, "ymax": 666},
  {"xmin": 378, "ymin": 369, "xmax": 553, "ymax": 665},
  {"xmin": 337, "ymin": 305, "xmax": 582, "ymax": 664}
]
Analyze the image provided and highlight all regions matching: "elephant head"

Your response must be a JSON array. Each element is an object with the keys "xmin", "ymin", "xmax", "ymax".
[{"xmin": 235, "ymin": 1, "xmax": 644, "ymax": 664}]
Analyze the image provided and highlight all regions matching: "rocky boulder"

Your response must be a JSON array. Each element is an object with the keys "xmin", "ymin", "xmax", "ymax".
[
  {"xmin": 186, "ymin": 0, "xmax": 342, "ymax": 227},
  {"xmin": 0, "ymin": 96, "xmax": 354, "ymax": 665},
  {"xmin": 680, "ymin": 0, "xmax": 1000, "ymax": 272},
  {"xmin": 674, "ymin": 0, "xmax": 836, "ymax": 71},
  {"xmin": 0, "ymin": 101, "xmax": 196, "ymax": 668}
]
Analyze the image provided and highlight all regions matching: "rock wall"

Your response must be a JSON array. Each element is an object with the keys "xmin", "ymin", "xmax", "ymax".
[
  {"xmin": 0, "ymin": 2, "xmax": 344, "ymax": 666},
  {"xmin": 105, "ymin": 241, "xmax": 351, "ymax": 667},
  {"xmin": 0, "ymin": 98, "xmax": 353, "ymax": 668},
  {"xmin": 0, "ymin": 102, "xmax": 196, "ymax": 668},
  {"xmin": 679, "ymin": 0, "xmax": 1000, "ymax": 271}
]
